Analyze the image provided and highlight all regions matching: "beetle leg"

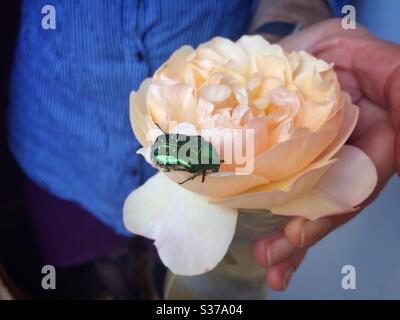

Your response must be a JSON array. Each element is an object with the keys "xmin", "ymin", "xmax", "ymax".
[
  {"xmin": 179, "ymin": 177, "xmax": 191, "ymax": 185},
  {"xmin": 178, "ymin": 169, "xmax": 210, "ymax": 185},
  {"xmin": 179, "ymin": 173, "xmax": 199, "ymax": 185}
]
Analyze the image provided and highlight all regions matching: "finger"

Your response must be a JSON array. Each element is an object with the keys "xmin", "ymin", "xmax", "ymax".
[
  {"xmin": 278, "ymin": 19, "xmax": 343, "ymax": 51},
  {"xmin": 279, "ymin": 18, "xmax": 370, "ymax": 52},
  {"xmin": 253, "ymin": 234, "xmax": 300, "ymax": 268},
  {"xmin": 283, "ymin": 213, "xmax": 357, "ymax": 249},
  {"xmin": 314, "ymin": 36, "xmax": 400, "ymax": 113},
  {"xmin": 266, "ymin": 249, "xmax": 307, "ymax": 291},
  {"xmin": 353, "ymin": 42, "xmax": 400, "ymax": 111},
  {"xmin": 253, "ymin": 232, "xmax": 286, "ymax": 267}
]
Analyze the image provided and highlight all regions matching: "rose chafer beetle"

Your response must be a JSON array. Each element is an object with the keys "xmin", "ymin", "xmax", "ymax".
[{"xmin": 150, "ymin": 125, "xmax": 222, "ymax": 184}]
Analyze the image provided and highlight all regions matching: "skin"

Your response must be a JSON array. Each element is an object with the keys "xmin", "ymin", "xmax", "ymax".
[
  {"xmin": 252, "ymin": 19, "xmax": 400, "ymax": 291},
  {"xmin": 249, "ymin": 0, "xmax": 332, "ymax": 42}
]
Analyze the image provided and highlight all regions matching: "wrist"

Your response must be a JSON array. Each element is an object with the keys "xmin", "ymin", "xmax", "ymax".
[
  {"xmin": 249, "ymin": 0, "xmax": 332, "ymax": 33},
  {"xmin": 252, "ymin": 21, "xmax": 301, "ymax": 43}
]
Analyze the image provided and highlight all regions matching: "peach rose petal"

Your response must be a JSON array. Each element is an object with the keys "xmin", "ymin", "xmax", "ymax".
[
  {"xmin": 147, "ymin": 83, "xmax": 198, "ymax": 125},
  {"xmin": 270, "ymin": 145, "xmax": 377, "ymax": 220},
  {"xmin": 196, "ymin": 97, "xmax": 215, "ymax": 129},
  {"xmin": 293, "ymin": 51, "xmax": 333, "ymax": 75},
  {"xmin": 212, "ymin": 159, "xmax": 335, "ymax": 209},
  {"xmin": 251, "ymin": 76, "xmax": 283, "ymax": 100},
  {"xmin": 257, "ymin": 55, "xmax": 290, "ymax": 83},
  {"xmin": 201, "ymin": 37, "xmax": 248, "ymax": 73},
  {"xmin": 237, "ymin": 35, "xmax": 288, "ymax": 77},
  {"xmin": 123, "ymin": 173, "xmax": 238, "ymax": 276},
  {"xmin": 319, "ymin": 103, "xmax": 359, "ymax": 161},
  {"xmin": 199, "ymin": 84, "xmax": 232, "ymax": 103},
  {"xmin": 130, "ymin": 78, "xmax": 154, "ymax": 147},
  {"xmin": 165, "ymin": 171, "xmax": 269, "ymax": 199},
  {"xmin": 294, "ymin": 66, "xmax": 336, "ymax": 102},
  {"xmin": 253, "ymin": 128, "xmax": 337, "ymax": 180},
  {"xmin": 170, "ymin": 122, "xmax": 198, "ymax": 135},
  {"xmin": 245, "ymin": 116, "xmax": 269, "ymax": 155},
  {"xmin": 296, "ymin": 99, "xmax": 337, "ymax": 132},
  {"xmin": 154, "ymin": 45, "xmax": 194, "ymax": 81},
  {"xmin": 216, "ymin": 117, "xmax": 269, "ymax": 171},
  {"xmin": 268, "ymin": 87, "xmax": 301, "ymax": 114},
  {"xmin": 248, "ymin": 72, "xmax": 262, "ymax": 91},
  {"xmin": 182, "ymin": 61, "xmax": 209, "ymax": 87},
  {"xmin": 231, "ymin": 104, "xmax": 253, "ymax": 127}
]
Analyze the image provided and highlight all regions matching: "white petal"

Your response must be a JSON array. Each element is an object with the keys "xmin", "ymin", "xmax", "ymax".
[
  {"xmin": 123, "ymin": 173, "xmax": 238, "ymax": 276},
  {"xmin": 136, "ymin": 147, "xmax": 152, "ymax": 165}
]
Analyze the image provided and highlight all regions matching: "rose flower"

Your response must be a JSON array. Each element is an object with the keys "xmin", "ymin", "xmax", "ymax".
[{"xmin": 124, "ymin": 36, "xmax": 377, "ymax": 276}]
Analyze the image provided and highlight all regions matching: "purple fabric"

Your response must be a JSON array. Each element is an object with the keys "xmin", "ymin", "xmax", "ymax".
[{"xmin": 23, "ymin": 177, "xmax": 129, "ymax": 267}]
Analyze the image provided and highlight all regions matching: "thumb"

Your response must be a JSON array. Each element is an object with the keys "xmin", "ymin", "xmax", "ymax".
[
  {"xmin": 278, "ymin": 18, "xmax": 370, "ymax": 52},
  {"xmin": 386, "ymin": 66, "xmax": 400, "ymax": 174}
]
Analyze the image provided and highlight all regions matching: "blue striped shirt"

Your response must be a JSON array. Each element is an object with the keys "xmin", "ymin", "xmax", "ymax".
[{"xmin": 8, "ymin": 0, "xmax": 343, "ymax": 235}]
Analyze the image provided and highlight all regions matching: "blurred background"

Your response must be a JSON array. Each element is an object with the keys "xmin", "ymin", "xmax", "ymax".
[{"xmin": 1, "ymin": 0, "xmax": 399, "ymax": 299}]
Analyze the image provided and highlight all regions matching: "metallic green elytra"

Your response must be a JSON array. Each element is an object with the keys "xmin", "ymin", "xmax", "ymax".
[{"xmin": 150, "ymin": 125, "xmax": 222, "ymax": 184}]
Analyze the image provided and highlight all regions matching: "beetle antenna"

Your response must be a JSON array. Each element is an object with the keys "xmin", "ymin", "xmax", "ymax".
[{"xmin": 155, "ymin": 123, "xmax": 167, "ymax": 134}]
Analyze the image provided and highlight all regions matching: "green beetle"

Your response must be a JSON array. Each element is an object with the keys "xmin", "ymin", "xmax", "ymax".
[{"xmin": 150, "ymin": 125, "xmax": 222, "ymax": 184}]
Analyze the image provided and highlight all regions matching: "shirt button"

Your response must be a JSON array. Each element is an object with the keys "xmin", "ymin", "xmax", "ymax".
[
  {"xmin": 132, "ymin": 168, "xmax": 140, "ymax": 177},
  {"xmin": 136, "ymin": 50, "xmax": 144, "ymax": 62}
]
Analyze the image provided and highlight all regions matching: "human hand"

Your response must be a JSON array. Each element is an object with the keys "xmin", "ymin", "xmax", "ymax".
[{"xmin": 253, "ymin": 18, "xmax": 399, "ymax": 291}]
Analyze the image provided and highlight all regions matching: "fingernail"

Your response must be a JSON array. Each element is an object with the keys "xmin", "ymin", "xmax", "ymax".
[
  {"xmin": 300, "ymin": 218, "xmax": 332, "ymax": 248},
  {"xmin": 283, "ymin": 267, "xmax": 294, "ymax": 290},
  {"xmin": 265, "ymin": 237, "xmax": 296, "ymax": 268}
]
